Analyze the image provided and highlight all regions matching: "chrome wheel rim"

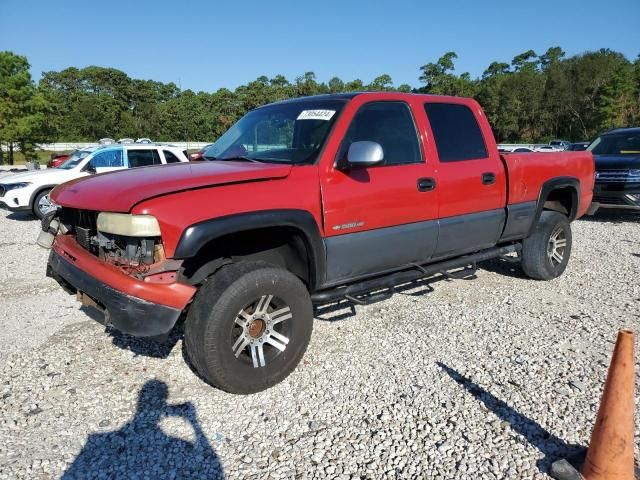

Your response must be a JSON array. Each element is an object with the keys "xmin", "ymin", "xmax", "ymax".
[
  {"xmin": 231, "ymin": 295, "xmax": 292, "ymax": 368},
  {"xmin": 38, "ymin": 194, "xmax": 56, "ymax": 215},
  {"xmin": 547, "ymin": 226, "xmax": 567, "ymax": 267}
]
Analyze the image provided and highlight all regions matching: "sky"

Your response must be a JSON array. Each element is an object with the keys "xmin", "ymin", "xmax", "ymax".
[{"xmin": 2, "ymin": 0, "xmax": 639, "ymax": 92}]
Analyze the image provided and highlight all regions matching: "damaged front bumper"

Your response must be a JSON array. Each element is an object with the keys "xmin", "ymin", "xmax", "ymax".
[{"xmin": 46, "ymin": 235, "xmax": 196, "ymax": 337}]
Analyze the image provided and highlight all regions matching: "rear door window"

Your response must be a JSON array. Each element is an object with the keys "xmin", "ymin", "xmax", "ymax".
[
  {"xmin": 424, "ymin": 103, "xmax": 488, "ymax": 162},
  {"xmin": 163, "ymin": 150, "xmax": 182, "ymax": 163},
  {"xmin": 128, "ymin": 149, "xmax": 162, "ymax": 168}
]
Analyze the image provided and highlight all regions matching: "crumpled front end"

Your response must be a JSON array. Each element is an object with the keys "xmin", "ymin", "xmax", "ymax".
[{"xmin": 42, "ymin": 208, "xmax": 196, "ymax": 336}]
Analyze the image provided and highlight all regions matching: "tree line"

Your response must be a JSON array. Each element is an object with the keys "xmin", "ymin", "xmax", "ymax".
[{"xmin": 1, "ymin": 47, "xmax": 639, "ymax": 163}]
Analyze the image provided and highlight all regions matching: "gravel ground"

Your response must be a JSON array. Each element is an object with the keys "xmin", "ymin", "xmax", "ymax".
[{"xmin": 0, "ymin": 206, "xmax": 639, "ymax": 479}]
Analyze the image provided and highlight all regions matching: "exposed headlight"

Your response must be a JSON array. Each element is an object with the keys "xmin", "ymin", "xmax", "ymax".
[
  {"xmin": 2, "ymin": 182, "xmax": 32, "ymax": 191},
  {"xmin": 97, "ymin": 213, "xmax": 161, "ymax": 237}
]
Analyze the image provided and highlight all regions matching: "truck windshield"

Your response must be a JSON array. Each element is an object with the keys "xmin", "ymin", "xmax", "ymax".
[
  {"xmin": 58, "ymin": 149, "xmax": 92, "ymax": 169},
  {"xmin": 204, "ymin": 100, "xmax": 347, "ymax": 164},
  {"xmin": 588, "ymin": 132, "xmax": 640, "ymax": 155}
]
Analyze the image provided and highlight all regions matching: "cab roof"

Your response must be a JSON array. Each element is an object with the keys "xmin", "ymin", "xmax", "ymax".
[{"xmin": 263, "ymin": 91, "xmax": 471, "ymax": 108}]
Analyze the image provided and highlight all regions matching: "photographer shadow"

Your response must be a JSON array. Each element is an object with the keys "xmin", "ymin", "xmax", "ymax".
[
  {"xmin": 62, "ymin": 380, "xmax": 223, "ymax": 479},
  {"xmin": 437, "ymin": 362, "xmax": 585, "ymax": 474}
]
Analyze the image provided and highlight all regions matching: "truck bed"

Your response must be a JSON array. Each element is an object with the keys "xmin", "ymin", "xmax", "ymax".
[{"xmin": 501, "ymin": 151, "xmax": 595, "ymax": 218}]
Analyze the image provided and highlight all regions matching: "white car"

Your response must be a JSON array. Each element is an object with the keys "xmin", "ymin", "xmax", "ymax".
[
  {"xmin": 532, "ymin": 144, "xmax": 563, "ymax": 153},
  {"xmin": 0, "ymin": 143, "xmax": 189, "ymax": 218}
]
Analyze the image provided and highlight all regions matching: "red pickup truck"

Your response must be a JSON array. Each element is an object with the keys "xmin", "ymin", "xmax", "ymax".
[{"xmin": 43, "ymin": 92, "xmax": 594, "ymax": 394}]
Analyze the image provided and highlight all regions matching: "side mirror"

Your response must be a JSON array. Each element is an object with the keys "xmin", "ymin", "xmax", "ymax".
[
  {"xmin": 83, "ymin": 162, "xmax": 97, "ymax": 174},
  {"xmin": 342, "ymin": 141, "xmax": 384, "ymax": 169}
]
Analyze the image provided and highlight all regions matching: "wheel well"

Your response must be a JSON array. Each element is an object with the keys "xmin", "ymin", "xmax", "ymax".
[
  {"xmin": 543, "ymin": 187, "xmax": 576, "ymax": 218},
  {"xmin": 30, "ymin": 186, "xmax": 53, "ymax": 209},
  {"xmin": 179, "ymin": 227, "xmax": 312, "ymax": 287}
]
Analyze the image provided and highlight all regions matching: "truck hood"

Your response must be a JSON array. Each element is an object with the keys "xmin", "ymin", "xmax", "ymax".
[
  {"xmin": 50, "ymin": 161, "xmax": 292, "ymax": 212},
  {"xmin": 0, "ymin": 168, "xmax": 79, "ymax": 185},
  {"xmin": 594, "ymin": 154, "xmax": 640, "ymax": 170}
]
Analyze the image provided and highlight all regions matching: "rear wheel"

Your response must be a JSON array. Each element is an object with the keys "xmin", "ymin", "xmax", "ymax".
[
  {"xmin": 184, "ymin": 261, "xmax": 313, "ymax": 394},
  {"xmin": 521, "ymin": 211, "xmax": 572, "ymax": 280},
  {"xmin": 33, "ymin": 189, "xmax": 54, "ymax": 219}
]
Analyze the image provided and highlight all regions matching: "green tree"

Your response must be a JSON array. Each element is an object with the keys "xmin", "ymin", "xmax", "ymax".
[
  {"xmin": 540, "ymin": 47, "xmax": 565, "ymax": 71},
  {"xmin": 0, "ymin": 51, "xmax": 54, "ymax": 164},
  {"xmin": 596, "ymin": 61, "xmax": 636, "ymax": 131},
  {"xmin": 367, "ymin": 74, "xmax": 394, "ymax": 91},
  {"xmin": 419, "ymin": 51, "xmax": 457, "ymax": 92},
  {"xmin": 328, "ymin": 76, "xmax": 345, "ymax": 93},
  {"xmin": 418, "ymin": 52, "xmax": 477, "ymax": 96},
  {"xmin": 4, "ymin": 46, "xmax": 638, "ymax": 148},
  {"xmin": 511, "ymin": 50, "xmax": 539, "ymax": 72},
  {"xmin": 345, "ymin": 78, "xmax": 365, "ymax": 91}
]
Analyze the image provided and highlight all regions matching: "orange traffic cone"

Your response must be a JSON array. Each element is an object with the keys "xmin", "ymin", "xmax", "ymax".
[{"xmin": 581, "ymin": 329, "xmax": 636, "ymax": 480}]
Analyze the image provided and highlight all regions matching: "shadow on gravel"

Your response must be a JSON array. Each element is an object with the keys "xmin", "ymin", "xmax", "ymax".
[
  {"xmin": 313, "ymin": 276, "xmax": 444, "ymax": 322},
  {"xmin": 579, "ymin": 210, "xmax": 640, "ymax": 224},
  {"xmin": 437, "ymin": 362, "xmax": 586, "ymax": 475},
  {"xmin": 314, "ymin": 300, "xmax": 358, "ymax": 322},
  {"xmin": 108, "ymin": 325, "xmax": 183, "ymax": 359},
  {"xmin": 478, "ymin": 258, "xmax": 527, "ymax": 279},
  {"xmin": 61, "ymin": 380, "xmax": 223, "ymax": 479},
  {"xmin": 6, "ymin": 212, "xmax": 36, "ymax": 222}
]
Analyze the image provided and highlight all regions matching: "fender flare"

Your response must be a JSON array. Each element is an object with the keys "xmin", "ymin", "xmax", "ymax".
[
  {"xmin": 173, "ymin": 209, "xmax": 326, "ymax": 290},
  {"xmin": 530, "ymin": 177, "xmax": 580, "ymax": 234}
]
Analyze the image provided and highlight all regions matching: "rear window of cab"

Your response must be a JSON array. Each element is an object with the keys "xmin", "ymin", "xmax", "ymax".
[{"xmin": 424, "ymin": 103, "xmax": 488, "ymax": 162}]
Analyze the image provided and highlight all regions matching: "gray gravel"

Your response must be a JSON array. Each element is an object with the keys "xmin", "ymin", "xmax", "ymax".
[{"xmin": 1, "ymin": 207, "xmax": 639, "ymax": 479}]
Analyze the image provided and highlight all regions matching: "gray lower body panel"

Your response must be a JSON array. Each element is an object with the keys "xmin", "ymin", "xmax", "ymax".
[
  {"xmin": 324, "ymin": 208, "xmax": 508, "ymax": 285},
  {"xmin": 432, "ymin": 208, "xmax": 506, "ymax": 259},
  {"xmin": 499, "ymin": 201, "xmax": 537, "ymax": 241},
  {"xmin": 325, "ymin": 220, "xmax": 439, "ymax": 282}
]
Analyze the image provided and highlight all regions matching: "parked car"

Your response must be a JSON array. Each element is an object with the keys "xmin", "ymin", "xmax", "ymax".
[
  {"xmin": 46, "ymin": 152, "xmax": 72, "ymax": 169},
  {"xmin": 43, "ymin": 92, "xmax": 594, "ymax": 394},
  {"xmin": 0, "ymin": 143, "xmax": 188, "ymax": 218},
  {"xmin": 136, "ymin": 138, "xmax": 153, "ymax": 144},
  {"xmin": 533, "ymin": 144, "xmax": 563, "ymax": 152},
  {"xmin": 550, "ymin": 139, "xmax": 571, "ymax": 150},
  {"xmin": 189, "ymin": 144, "xmax": 213, "ymax": 161},
  {"xmin": 499, "ymin": 147, "xmax": 533, "ymax": 153},
  {"xmin": 118, "ymin": 138, "xmax": 135, "ymax": 144},
  {"xmin": 567, "ymin": 142, "xmax": 590, "ymax": 151},
  {"xmin": 512, "ymin": 147, "xmax": 534, "ymax": 153},
  {"xmin": 589, "ymin": 127, "xmax": 640, "ymax": 211}
]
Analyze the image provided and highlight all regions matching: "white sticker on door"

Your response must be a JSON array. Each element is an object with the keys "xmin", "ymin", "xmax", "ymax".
[{"xmin": 297, "ymin": 109, "xmax": 336, "ymax": 121}]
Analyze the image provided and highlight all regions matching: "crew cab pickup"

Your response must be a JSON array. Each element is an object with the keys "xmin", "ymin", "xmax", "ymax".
[{"xmin": 42, "ymin": 92, "xmax": 594, "ymax": 394}]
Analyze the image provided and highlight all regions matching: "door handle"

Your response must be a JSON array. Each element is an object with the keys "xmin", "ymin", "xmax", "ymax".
[
  {"xmin": 482, "ymin": 172, "xmax": 496, "ymax": 185},
  {"xmin": 417, "ymin": 177, "xmax": 436, "ymax": 192}
]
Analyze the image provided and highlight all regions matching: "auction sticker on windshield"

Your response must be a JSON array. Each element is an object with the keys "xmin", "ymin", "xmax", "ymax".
[{"xmin": 297, "ymin": 110, "xmax": 336, "ymax": 121}]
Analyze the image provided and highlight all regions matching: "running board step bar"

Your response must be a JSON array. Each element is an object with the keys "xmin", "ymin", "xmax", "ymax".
[{"xmin": 311, "ymin": 244, "xmax": 521, "ymax": 305}]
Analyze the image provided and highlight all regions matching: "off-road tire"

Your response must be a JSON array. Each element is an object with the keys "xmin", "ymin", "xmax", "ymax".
[
  {"xmin": 184, "ymin": 261, "xmax": 313, "ymax": 394},
  {"xmin": 32, "ymin": 188, "xmax": 53, "ymax": 219},
  {"xmin": 521, "ymin": 211, "xmax": 572, "ymax": 280}
]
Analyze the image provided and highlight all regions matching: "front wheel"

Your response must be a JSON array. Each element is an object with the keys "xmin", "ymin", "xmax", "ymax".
[
  {"xmin": 33, "ymin": 189, "xmax": 55, "ymax": 219},
  {"xmin": 184, "ymin": 261, "xmax": 313, "ymax": 394},
  {"xmin": 521, "ymin": 211, "xmax": 572, "ymax": 280}
]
